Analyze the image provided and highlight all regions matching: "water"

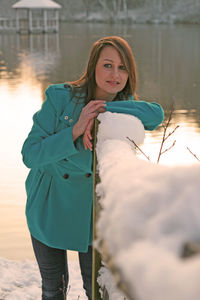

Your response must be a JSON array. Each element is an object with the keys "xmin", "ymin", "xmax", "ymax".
[{"xmin": 0, "ymin": 23, "xmax": 200, "ymax": 205}]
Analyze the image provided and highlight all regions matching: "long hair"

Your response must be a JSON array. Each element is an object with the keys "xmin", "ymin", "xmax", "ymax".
[{"xmin": 69, "ymin": 36, "xmax": 138, "ymax": 103}]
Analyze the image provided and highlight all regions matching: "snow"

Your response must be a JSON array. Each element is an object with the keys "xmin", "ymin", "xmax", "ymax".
[
  {"xmin": 97, "ymin": 111, "xmax": 145, "ymax": 151},
  {"xmin": 96, "ymin": 112, "xmax": 200, "ymax": 300},
  {"xmin": 97, "ymin": 264, "xmax": 125, "ymax": 300},
  {"xmin": 12, "ymin": 0, "xmax": 61, "ymax": 9},
  {"xmin": 0, "ymin": 257, "xmax": 87, "ymax": 300},
  {"xmin": 1, "ymin": 111, "xmax": 200, "ymax": 300}
]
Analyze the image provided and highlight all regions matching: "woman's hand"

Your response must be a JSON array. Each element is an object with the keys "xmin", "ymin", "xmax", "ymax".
[
  {"xmin": 73, "ymin": 100, "xmax": 106, "ymax": 142},
  {"xmin": 83, "ymin": 119, "xmax": 94, "ymax": 151},
  {"xmin": 83, "ymin": 104, "xmax": 106, "ymax": 150}
]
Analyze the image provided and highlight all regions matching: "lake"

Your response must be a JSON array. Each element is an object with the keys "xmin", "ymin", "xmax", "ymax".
[{"xmin": 0, "ymin": 22, "xmax": 200, "ymax": 205}]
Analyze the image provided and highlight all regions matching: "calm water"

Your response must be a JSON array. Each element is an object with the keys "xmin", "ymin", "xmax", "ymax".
[{"xmin": 0, "ymin": 23, "xmax": 200, "ymax": 205}]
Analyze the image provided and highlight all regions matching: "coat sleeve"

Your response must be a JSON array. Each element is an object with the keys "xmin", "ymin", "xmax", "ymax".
[
  {"xmin": 106, "ymin": 100, "xmax": 164, "ymax": 130},
  {"xmin": 21, "ymin": 86, "xmax": 79, "ymax": 169}
]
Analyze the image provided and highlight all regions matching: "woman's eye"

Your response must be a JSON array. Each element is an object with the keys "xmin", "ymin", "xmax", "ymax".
[
  {"xmin": 104, "ymin": 64, "xmax": 112, "ymax": 68},
  {"xmin": 119, "ymin": 65, "xmax": 126, "ymax": 70}
]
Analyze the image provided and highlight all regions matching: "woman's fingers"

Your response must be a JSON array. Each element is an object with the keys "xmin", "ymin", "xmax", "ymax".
[
  {"xmin": 97, "ymin": 106, "xmax": 106, "ymax": 113},
  {"xmin": 83, "ymin": 101, "xmax": 106, "ymax": 115},
  {"xmin": 83, "ymin": 119, "xmax": 94, "ymax": 150},
  {"xmin": 87, "ymin": 112, "xmax": 98, "ymax": 122},
  {"xmin": 83, "ymin": 131, "xmax": 92, "ymax": 150},
  {"xmin": 87, "ymin": 100, "xmax": 106, "ymax": 106},
  {"xmin": 86, "ymin": 119, "xmax": 94, "ymax": 139}
]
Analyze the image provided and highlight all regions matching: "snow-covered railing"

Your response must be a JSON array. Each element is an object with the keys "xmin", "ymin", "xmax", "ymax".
[{"xmin": 94, "ymin": 112, "xmax": 200, "ymax": 300}]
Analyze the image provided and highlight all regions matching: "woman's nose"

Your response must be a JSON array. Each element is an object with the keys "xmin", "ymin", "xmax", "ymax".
[{"xmin": 111, "ymin": 67, "xmax": 120, "ymax": 78}]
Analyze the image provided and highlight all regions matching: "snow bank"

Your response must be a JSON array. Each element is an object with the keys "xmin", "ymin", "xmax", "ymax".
[
  {"xmin": 97, "ymin": 264, "xmax": 126, "ymax": 300},
  {"xmin": 0, "ymin": 257, "xmax": 41, "ymax": 300},
  {"xmin": 0, "ymin": 257, "xmax": 87, "ymax": 300},
  {"xmin": 96, "ymin": 112, "xmax": 200, "ymax": 300}
]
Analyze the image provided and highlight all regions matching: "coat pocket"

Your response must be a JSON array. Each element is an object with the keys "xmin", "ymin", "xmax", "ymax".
[{"xmin": 26, "ymin": 170, "xmax": 53, "ymax": 213}]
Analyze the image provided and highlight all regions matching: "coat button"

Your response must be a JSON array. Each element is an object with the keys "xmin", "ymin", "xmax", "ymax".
[
  {"xmin": 63, "ymin": 173, "xmax": 69, "ymax": 179},
  {"xmin": 64, "ymin": 116, "xmax": 68, "ymax": 120},
  {"xmin": 69, "ymin": 118, "xmax": 73, "ymax": 123},
  {"xmin": 85, "ymin": 173, "xmax": 92, "ymax": 178}
]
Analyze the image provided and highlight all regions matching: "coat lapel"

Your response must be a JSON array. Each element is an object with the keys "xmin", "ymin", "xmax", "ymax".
[{"xmin": 59, "ymin": 93, "xmax": 93, "ymax": 173}]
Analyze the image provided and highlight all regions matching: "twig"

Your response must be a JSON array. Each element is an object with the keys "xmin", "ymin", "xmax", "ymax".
[
  {"xmin": 157, "ymin": 105, "xmax": 173, "ymax": 163},
  {"xmin": 164, "ymin": 125, "xmax": 180, "ymax": 141},
  {"xmin": 186, "ymin": 147, "xmax": 200, "ymax": 162},
  {"xmin": 62, "ymin": 275, "xmax": 66, "ymax": 300},
  {"xmin": 157, "ymin": 102, "xmax": 179, "ymax": 164},
  {"xmin": 67, "ymin": 285, "xmax": 71, "ymax": 295},
  {"xmin": 126, "ymin": 137, "xmax": 150, "ymax": 161},
  {"xmin": 160, "ymin": 140, "xmax": 176, "ymax": 156},
  {"xmin": 127, "ymin": 101, "xmax": 179, "ymax": 164}
]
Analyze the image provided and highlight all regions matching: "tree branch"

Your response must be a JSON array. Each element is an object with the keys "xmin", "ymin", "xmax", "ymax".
[
  {"xmin": 157, "ymin": 102, "xmax": 179, "ymax": 164},
  {"xmin": 161, "ymin": 140, "xmax": 176, "ymax": 156},
  {"xmin": 127, "ymin": 137, "xmax": 151, "ymax": 161},
  {"xmin": 186, "ymin": 147, "xmax": 200, "ymax": 162},
  {"xmin": 163, "ymin": 125, "xmax": 180, "ymax": 142}
]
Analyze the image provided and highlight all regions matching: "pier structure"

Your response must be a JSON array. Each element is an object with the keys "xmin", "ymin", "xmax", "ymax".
[{"xmin": 12, "ymin": 0, "xmax": 61, "ymax": 33}]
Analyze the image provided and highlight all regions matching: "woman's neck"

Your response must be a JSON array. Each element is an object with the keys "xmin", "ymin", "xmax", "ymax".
[{"xmin": 95, "ymin": 88, "xmax": 116, "ymax": 102}]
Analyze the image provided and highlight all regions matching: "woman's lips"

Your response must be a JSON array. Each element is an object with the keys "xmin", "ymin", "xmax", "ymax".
[{"xmin": 107, "ymin": 81, "xmax": 120, "ymax": 86}]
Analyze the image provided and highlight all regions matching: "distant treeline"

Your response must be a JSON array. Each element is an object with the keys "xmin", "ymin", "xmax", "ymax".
[{"xmin": 1, "ymin": 0, "xmax": 200, "ymax": 24}]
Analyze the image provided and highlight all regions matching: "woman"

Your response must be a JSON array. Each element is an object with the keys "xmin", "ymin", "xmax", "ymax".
[{"xmin": 21, "ymin": 36, "xmax": 164, "ymax": 300}]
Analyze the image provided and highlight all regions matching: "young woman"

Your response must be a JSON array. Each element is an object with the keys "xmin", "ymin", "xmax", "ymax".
[{"xmin": 21, "ymin": 36, "xmax": 164, "ymax": 300}]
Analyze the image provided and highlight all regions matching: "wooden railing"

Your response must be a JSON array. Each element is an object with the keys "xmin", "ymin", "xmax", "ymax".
[
  {"xmin": 0, "ymin": 18, "xmax": 16, "ymax": 31},
  {"xmin": 0, "ymin": 18, "xmax": 58, "ymax": 33}
]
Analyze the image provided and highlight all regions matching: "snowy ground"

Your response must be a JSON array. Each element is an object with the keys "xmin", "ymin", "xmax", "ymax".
[{"xmin": 0, "ymin": 257, "xmax": 87, "ymax": 300}]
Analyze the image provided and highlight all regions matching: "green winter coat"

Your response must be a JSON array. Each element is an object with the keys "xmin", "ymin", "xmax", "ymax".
[{"xmin": 21, "ymin": 83, "xmax": 164, "ymax": 252}]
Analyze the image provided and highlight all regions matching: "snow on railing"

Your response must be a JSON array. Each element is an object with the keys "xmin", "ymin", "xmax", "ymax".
[{"xmin": 95, "ymin": 112, "xmax": 200, "ymax": 300}]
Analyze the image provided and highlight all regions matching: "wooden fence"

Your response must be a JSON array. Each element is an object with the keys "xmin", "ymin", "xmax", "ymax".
[
  {"xmin": 0, "ymin": 18, "xmax": 16, "ymax": 31},
  {"xmin": 0, "ymin": 18, "xmax": 59, "ymax": 33}
]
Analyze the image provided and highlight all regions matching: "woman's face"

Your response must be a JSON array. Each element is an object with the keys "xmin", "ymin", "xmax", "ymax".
[{"xmin": 95, "ymin": 46, "xmax": 128, "ymax": 101}]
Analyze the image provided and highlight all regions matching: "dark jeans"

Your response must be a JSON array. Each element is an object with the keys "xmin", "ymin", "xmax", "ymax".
[{"xmin": 31, "ymin": 235, "xmax": 92, "ymax": 300}]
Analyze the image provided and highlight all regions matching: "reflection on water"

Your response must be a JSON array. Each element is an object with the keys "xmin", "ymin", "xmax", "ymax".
[
  {"xmin": 0, "ymin": 58, "xmax": 41, "ymax": 205},
  {"xmin": 0, "ymin": 23, "xmax": 200, "ymax": 204}
]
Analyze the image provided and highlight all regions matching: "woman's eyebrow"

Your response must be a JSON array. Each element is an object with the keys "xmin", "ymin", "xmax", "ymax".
[
  {"xmin": 103, "ymin": 58, "xmax": 113, "ymax": 62},
  {"xmin": 103, "ymin": 58, "xmax": 123, "ymax": 64}
]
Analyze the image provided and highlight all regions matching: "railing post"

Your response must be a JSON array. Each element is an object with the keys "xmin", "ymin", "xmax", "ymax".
[
  {"xmin": 28, "ymin": 9, "xmax": 33, "ymax": 33},
  {"xmin": 44, "ymin": 10, "xmax": 47, "ymax": 33},
  {"xmin": 16, "ymin": 9, "xmax": 20, "ymax": 33},
  {"xmin": 92, "ymin": 118, "xmax": 102, "ymax": 300},
  {"xmin": 55, "ymin": 10, "xmax": 59, "ymax": 32}
]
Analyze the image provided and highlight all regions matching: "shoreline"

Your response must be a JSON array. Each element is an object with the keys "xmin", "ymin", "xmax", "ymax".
[{"xmin": 0, "ymin": 204, "xmax": 78, "ymax": 261}]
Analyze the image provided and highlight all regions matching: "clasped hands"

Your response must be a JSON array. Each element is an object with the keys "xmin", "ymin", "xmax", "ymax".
[{"xmin": 72, "ymin": 100, "xmax": 106, "ymax": 151}]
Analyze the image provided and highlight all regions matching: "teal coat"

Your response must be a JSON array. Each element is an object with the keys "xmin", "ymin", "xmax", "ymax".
[{"xmin": 21, "ymin": 84, "xmax": 164, "ymax": 252}]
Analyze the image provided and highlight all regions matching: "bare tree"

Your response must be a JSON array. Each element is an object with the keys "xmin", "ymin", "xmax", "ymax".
[
  {"xmin": 97, "ymin": 0, "xmax": 128, "ymax": 21},
  {"xmin": 82, "ymin": 0, "xmax": 95, "ymax": 18}
]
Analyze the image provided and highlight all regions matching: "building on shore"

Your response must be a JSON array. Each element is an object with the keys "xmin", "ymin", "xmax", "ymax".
[{"xmin": 0, "ymin": 0, "xmax": 61, "ymax": 33}]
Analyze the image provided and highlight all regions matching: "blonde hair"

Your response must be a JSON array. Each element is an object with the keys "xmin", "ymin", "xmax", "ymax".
[{"xmin": 69, "ymin": 36, "xmax": 138, "ymax": 103}]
